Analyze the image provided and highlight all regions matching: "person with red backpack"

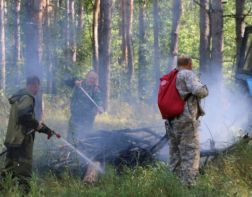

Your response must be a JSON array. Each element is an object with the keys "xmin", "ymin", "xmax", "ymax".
[{"xmin": 158, "ymin": 56, "xmax": 208, "ymax": 187}]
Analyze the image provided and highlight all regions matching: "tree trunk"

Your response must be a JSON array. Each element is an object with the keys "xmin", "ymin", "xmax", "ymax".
[
  {"xmin": 120, "ymin": 0, "xmax": 126, "ymax": 65},
  {"xmin": 235, "ymin": 0, "xmax": 245, "ymax": 68},
  {"xmin": 65, "ymin": 0, "xmax": 76, "ymax": 69},
  {"xmin": 45, "ymin": 0, "xmax": 54, "ymax": 94},
  {"xmin": 14, "ymin": 0, "xmax": 22, "ymax": 85},
  {"xmin": 23, "ymin": 0, "xmax": 46, "ymax": 76},
  {"xmin": 138, "ymin": 0, "xmax": 147, "ymax": 100},
  {"xmin": 98, "ymin": 0, "xmax": 112, "ymax": 109},
  {"xmin": 199, "ymin": 0, "xmax": 210, "ymax": 76},
  {"xmin": 23, "ymin": 0, "xmax": 46, "ymax": 121},
  {"xmin": 121, "ymin": 0, "xmax": 134, "ymax": 91},
  {"xmin": 210, "ymin": 0, "xmax": 223, "ymax": 80},
  {"xmin": 66, "ymin": 0, "xmax": 76, "ymax": 68},
  {"xmin": 168, "ymin": 0, "xmax": 182, "ymax": 68},
  {"xmin": 153, "ymin": 0, "xmax": 160, "ymax": 100},
  {"xmin": 125, "ymin": 0, "xmax": 134, "ymax": 85},
  {"xmin": 0, "ymin": 0, "xmax": 5, "ymax": 91},
  {"xmin": 92, "ymin": 0, "xmax": 100, "ymax": 72},
  {"xmin": 77, "ymin": 0, "xmax": 84, "ymax": 33},
  {"xmin": 70, "ymin": 0, "xmax": 76, "ymax": 63}
]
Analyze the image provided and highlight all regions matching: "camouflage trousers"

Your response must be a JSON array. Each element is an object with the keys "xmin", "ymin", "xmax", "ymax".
[
  {"xmin": 166, "ymin": 119, "xmax": 200, "ymax": 186},
  {"xmin": 3, "ymin": 135, "xmax": 34, "ymax": 193}
]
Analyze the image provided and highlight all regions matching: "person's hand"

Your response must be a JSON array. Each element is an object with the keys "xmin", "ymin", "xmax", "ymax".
[
  {"xmin": 37, "ymin": 123, "xmax": 60, "ymax": 140},
  {"xmin": 75, "ymin": 80, "xmax": 83, "ymax": 87},
  {"xmin": 97, "ymin": 106, "xmax": 104, "ymax": 114},
  {"xmin": 37, "ymin": 121, "xmax": 43, "ymax": 131},
  {"xmin": 47, "ymin": 131, "xmax": 53, "ymax": 140}
]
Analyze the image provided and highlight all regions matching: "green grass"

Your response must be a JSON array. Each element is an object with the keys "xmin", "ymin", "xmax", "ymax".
[
  {"xmin": 1, "ymin": 154, "xmax": 250, "ymax": 197},
  {"xmin": 1, "ymin": 138, "xmax": 252, "ymax": 197},
  {"xmin": 0, "ymin": 97, "xmax": 252, "ymax": 196}
]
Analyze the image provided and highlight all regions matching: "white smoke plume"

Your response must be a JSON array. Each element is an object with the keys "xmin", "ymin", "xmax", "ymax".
[{"xmin": 199, "ymin": 81, "xmax": 251, "ymax": 149}]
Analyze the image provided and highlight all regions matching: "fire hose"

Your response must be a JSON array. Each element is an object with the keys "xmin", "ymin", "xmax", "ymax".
[
  {"xmin": 0, "ymin": 124, "xmax": 61, "ymax": 157},
  {"xmin": 79, "ymin": 86, "xmax": 102, "ymax": 110},
  {"xmin": 149, "ymin": 134, "xmax": 169, "ymax": 154}
]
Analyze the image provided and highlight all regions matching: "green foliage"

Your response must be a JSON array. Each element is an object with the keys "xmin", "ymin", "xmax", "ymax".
[{"xmin": 179, "ymin": 2, "xmax": 200, "ymax": 68}]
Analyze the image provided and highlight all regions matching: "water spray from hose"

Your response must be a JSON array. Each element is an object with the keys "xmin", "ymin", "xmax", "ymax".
[{"xmin": 59, "ymin": 138, "xmax": 104, "ymax": 173}]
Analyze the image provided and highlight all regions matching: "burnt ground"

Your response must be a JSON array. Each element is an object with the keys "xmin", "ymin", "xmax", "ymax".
[
  {"xmin": 34, "ymin": 127, "xmax": 167, "ymax": 176},
  {"xmin": 33, "ymin": 126, "xmax": 246, "ymax": 178}
]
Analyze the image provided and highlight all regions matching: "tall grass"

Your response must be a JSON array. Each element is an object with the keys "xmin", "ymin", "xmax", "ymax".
[{"xmin": 0, "ymin": 97, "xmax": 252, "ymax": 196}]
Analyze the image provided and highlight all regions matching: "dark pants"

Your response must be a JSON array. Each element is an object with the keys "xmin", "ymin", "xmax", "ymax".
[
  {"xmin": 67, "ymin": 113, "xmax": 96, "ymax": 143},
  {"xmin": 3, "ymin": 135, "xmax": 34, "ymax": 192}
]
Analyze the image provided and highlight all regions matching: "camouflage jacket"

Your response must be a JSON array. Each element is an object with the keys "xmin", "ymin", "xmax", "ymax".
[
  {"xmin": 175, "ymin": 68, "xmax": 208, "ymax": 122},
  {"xmin": 5, "ymin": 89, "xmax": 39, "ymax": 147},
  {"xmin": 70, "ymin": 81, "xmax": 103, "ymax": 117}
]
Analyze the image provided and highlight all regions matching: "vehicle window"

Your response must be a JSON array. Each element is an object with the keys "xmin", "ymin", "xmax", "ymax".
[{"xmin": 243, "ymin": 34, "xmax": 252, "ymax": 73}]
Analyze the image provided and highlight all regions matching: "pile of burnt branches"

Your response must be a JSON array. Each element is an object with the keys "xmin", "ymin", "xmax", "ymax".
[
  {"xmin": 34, "ymin": 127, "xmax": 251, "ymax": 178},
  {"xmin": 35, "ymin": 127, "xmax": 165, "ymax": 176}
]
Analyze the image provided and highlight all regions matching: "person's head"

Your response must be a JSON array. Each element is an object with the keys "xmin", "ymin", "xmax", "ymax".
[
  {"xmin": 26, "ymin": 75, "xmax": 40, "ymax": 95},
  {"xmin": 177, "ymin": 56, "xmax": 193, "ymax": 70},
  {"xmin": 86, "ymin": 71, "xmax": 98, "ymax": 86}
]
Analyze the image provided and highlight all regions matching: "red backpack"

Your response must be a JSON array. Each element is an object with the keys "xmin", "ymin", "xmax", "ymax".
[{"xmin": 158, "ymin": 69, "xmax": 185, "ymax": 119}]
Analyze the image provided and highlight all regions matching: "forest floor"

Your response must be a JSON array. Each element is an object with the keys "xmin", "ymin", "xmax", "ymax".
[{"xmin": 0, "ymin": 97, "xmax": 252, "ymax": 197}]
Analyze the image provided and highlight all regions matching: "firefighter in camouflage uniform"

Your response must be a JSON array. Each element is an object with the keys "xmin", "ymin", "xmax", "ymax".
[
  {"xmin": 166, "ymin": 56, "xmax": 208, "ymax": 187},
  {"xmin": 1, "ymin": 76, "xmax": 56, "ymax": 193},
  {"xmin": 67, "ymin": 71, "xmax": 104, "ymax": 143}
]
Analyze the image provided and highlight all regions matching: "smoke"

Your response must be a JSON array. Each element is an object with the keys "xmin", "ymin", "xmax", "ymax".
[{"xmin": 199, "ymin": 79, "xmax": 251, "ymax": 149}]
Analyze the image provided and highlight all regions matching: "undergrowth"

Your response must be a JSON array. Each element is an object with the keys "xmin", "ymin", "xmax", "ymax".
[{"xmin": 0, "ymin": 96, "xmax": 252, "ymax": 196}]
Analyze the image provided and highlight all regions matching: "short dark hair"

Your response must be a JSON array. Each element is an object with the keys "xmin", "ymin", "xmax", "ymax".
[
  {"xmin": 177, "ymin": 56, "xmax": 192, "ymax": 66},
  {"xmin": 26, "ymin": 75, "xmax": 40, "ymax": 86}
]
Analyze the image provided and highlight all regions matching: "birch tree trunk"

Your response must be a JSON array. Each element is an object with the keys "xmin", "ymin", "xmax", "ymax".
[
  {"xmin": 92, "ymin": 0, "xmax": 100, "ymax": 72},
  {"xmin": 70, "ymin": 0, "xmax": 76, "ymax": 63}
]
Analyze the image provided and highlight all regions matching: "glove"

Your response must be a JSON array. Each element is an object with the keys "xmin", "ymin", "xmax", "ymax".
[
  {"xmin": 47, "ymin": 131, "xmax": 53, "ymax": 140},
  {"xmin": 38, "ymin": 123, "xmax": 54, "ymax": 140},
  {"xmin": 45, "ymin": 130, "xmax": 61, "ymax": 139}
]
